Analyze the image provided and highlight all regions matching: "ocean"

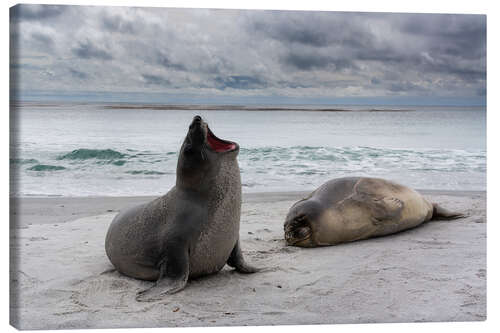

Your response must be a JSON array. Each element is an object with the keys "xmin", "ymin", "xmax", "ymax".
[{"xmin": 10, "ymin": 102, "xmax": 486, "ymax": 197}]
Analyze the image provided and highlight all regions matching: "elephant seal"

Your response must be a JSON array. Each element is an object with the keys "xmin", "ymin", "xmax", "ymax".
[
  {"xmin": 284, "ymin": 177, "xmax": 464, "ymax": 247},
  {"xmin": 105, "ymin": 115, "xmax": 257, "ymax": 301}
]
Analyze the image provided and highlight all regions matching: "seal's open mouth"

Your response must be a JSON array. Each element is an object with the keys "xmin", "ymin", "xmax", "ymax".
[{"xmin": 206, "ymin": 127, "xmax": 237, "ymax": 153}]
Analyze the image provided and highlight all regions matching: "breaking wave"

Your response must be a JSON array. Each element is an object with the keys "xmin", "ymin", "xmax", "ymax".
[
  {"xmin": 27, "ymin": 164, "xmax": 66, "ymax": 171},
  {"xmin": 57, "ymin": 148, "xmax": 126, "ymax": 160}
]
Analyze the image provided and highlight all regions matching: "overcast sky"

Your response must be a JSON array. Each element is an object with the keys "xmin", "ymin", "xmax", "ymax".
[{"xmin": 10, "ymin": 4, "xmax": 486, "ymax": 105}]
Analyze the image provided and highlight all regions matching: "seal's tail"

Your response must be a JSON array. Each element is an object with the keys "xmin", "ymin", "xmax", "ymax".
[{"xmin": 432, "ymin": 203, "xmax": 466, "ymax": 220}]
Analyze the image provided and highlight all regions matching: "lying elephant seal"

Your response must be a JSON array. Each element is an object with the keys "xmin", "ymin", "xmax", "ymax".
[
  {"xmin": 105, "ymin": 115, "xmax": 257, "ymax": 301},
  {"xmin": 284, "ymin": 177, "xmax": 464, "ymax": 247}
]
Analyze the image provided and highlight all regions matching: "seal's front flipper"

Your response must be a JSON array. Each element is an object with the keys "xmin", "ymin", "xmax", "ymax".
[
  {"xmin": 367, "ymin": 197, "xmax": 405, "ymax": 225},
  {"xmin": 352, "ymin": 192, "xmax": 404, "ymax": 225},
  {"xmin": 136, "ymin": 276, "xmax": 187, "ymax": 302},
  {"xmin": 135, "ymin": 250, "xmax": 189, "ymax": 302},
  {"xmin": 227, "ymin": 240, "xmax": 259, "ymax": 274},
  {"xmin": 432, "ymin": 203, "xmax": 465, "ymax": 220}
]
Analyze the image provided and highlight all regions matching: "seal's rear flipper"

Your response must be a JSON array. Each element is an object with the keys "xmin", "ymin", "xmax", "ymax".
[
  {"xmin": 432, "ymin": 203, "xmax": 466, "ymax": 220},
  {"xmin": 227, "ymin": 240, "xmax": 259, "ymax": 274},
  {"xmin": 135, "ymin": 250, "xmax": 189, "ymax": 302}
]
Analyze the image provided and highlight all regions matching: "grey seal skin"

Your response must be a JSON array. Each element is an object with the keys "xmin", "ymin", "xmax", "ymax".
[
  {"xmin": 284, "ymin": 177, "xmax": 464, "ymax": 247},
  {"xmin": 105, "ymin": 115, "xmax": 257, "ymax": 301}
]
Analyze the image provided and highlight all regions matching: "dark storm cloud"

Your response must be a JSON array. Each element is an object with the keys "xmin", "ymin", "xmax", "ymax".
[
  {"xmin": 252, "ymin": 20, "xmax": 329, "ymax": 47},
  {"xmin": 252, "ymin": 12, "xmax": 409, "ymax": 74},
  {"xmin": 425, "ymin": 61, "xmax": 485, "ymax": 81},
  {"xmin": 276, "ymin": 80, "xmax": 313, "ymax": 89},
  {"xmin": 72, "ymin": 40, "xmax": 113, "ymax": 61},
  {"xmin": 142, "ymin": 74, "xmax": 171, "ymax": 86},
  {"xmin": 156, "ymin": 52, "xmax": 187, "ymax": 71},
  {"xmin": 214, "ymin": 75, "xmax": 267, "ymax": 90},
  {"xmin": 10, "ymin": 4, "xmax": 67, "ymax": 21},
  {"xmin": 101, "ymin": 13, "xmax": 137, "ymax": 34},
  {"xmin": 283, "ymin": 52, "xmax": 356, "ymax": 72},
  {"xmin": 389, "ymin": 81, "xmax": 426, "ymax": 93},
  {"xmin": 282, "ymin": 53, "xmax": 334, "ymax": 70},
  {"xmin": 401, "ymin": 14, "xmax": 486, "ymax": 57},
  {"xmin": 31, "ymin": 32, "xmax": 53, "ymax": 45},
  {"xmin": 30, "ymin": 32, "xmax": 55, "ymax": 53},
  {"xmin": 68, "ymin": 68, "xmax": 88, "ymax": 80},
  {"xmin": 354, "ymin": 47, "xmax": 408, "ymax": 63},
  {"xmin": 396, "ymin": 14, "xmax": 486, "ymax": 81},
  {"xmin": 249, "ymin": 11, "xmax": 372, "ymax": 48},
  {"xmin": 251, "ymin": 11, "xmax": 485, "ymax": 89}
]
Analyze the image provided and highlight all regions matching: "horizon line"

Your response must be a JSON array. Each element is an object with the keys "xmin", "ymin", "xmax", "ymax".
[{"xmin": 10, "ymin": 89, "xmax": 487, "ymax": 107}]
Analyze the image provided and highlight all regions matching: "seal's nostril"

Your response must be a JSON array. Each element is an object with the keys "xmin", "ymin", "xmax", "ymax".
[{"xmin": 194, "ymin": 115, "xmax": 202, "ymax": 122}]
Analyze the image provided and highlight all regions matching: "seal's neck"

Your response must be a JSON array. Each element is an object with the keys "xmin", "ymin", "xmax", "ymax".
[
  {"xmin": 176, "ymin": 155, "xmax": 238, "ymax": 197},
  {"xmin": 175, "ymin": 157, "xmax": 219, "ymax": 195},
  {"xmin": 176, "ymin": 174, "xmax": 213, "ymax": 194}
]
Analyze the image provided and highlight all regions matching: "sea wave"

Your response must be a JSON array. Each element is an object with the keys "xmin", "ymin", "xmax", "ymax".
[
  {"xmin": 10, "ymin": 158, "xmax": 39, "ymax": 165},
  {"xmin": 57, "ymin": 148, "xmax": 126, "ymax": 160},
  {"xmin": 125, "ymin": 170, "xmax": 168, "ymax": 175},
  {"xmin": 16, "ymin": 146, "xmax": 486, "ymax": 174},
  {"xmin": 12, "ymin": 145, "xmax": 486, "ymax": 196},
  {"xmin": 27, "ymin": 164, "xmax": 66, "ymax": 171},
  {"xmin": 239, "ymin": 146, "xmax": 486, "ymax": 173}
]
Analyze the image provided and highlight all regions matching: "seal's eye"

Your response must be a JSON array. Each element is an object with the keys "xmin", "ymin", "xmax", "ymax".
[{"xmin": 294, "ymin": 226, "xmax": 310, "ymax": 239}]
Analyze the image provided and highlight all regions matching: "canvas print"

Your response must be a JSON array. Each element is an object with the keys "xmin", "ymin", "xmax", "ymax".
[{"xmin": 9, "ymin": 4, "xmax": 486, "ymax": 330}]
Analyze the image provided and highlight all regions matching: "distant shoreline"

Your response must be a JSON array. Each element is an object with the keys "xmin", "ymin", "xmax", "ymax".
[
  {"xmin": 11, "ymin": 101, "xmax": 414, "ymax": 112},
  {"xmin": 101, "ymin": 104, "xmax": 414, "ymax": 112}
]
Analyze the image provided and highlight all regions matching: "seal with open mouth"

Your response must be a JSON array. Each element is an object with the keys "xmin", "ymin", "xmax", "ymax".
[
  {"xmin": 284, "ymin": 177, "xmax": 464, "ymax": 247},
  {"xmin": 105, "ymin": 115, "xmax": 258, "ymax": 301}
]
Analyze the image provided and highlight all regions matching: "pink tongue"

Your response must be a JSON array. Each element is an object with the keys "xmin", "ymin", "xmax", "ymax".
[{"xmin": 207, "ymin": 131, "xmax": 235, "ymax": 152}]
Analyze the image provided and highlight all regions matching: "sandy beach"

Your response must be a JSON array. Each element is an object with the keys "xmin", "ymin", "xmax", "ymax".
[{"xmin": 9, "ymin": 190, "xmax": 486, "ymax": 330}]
